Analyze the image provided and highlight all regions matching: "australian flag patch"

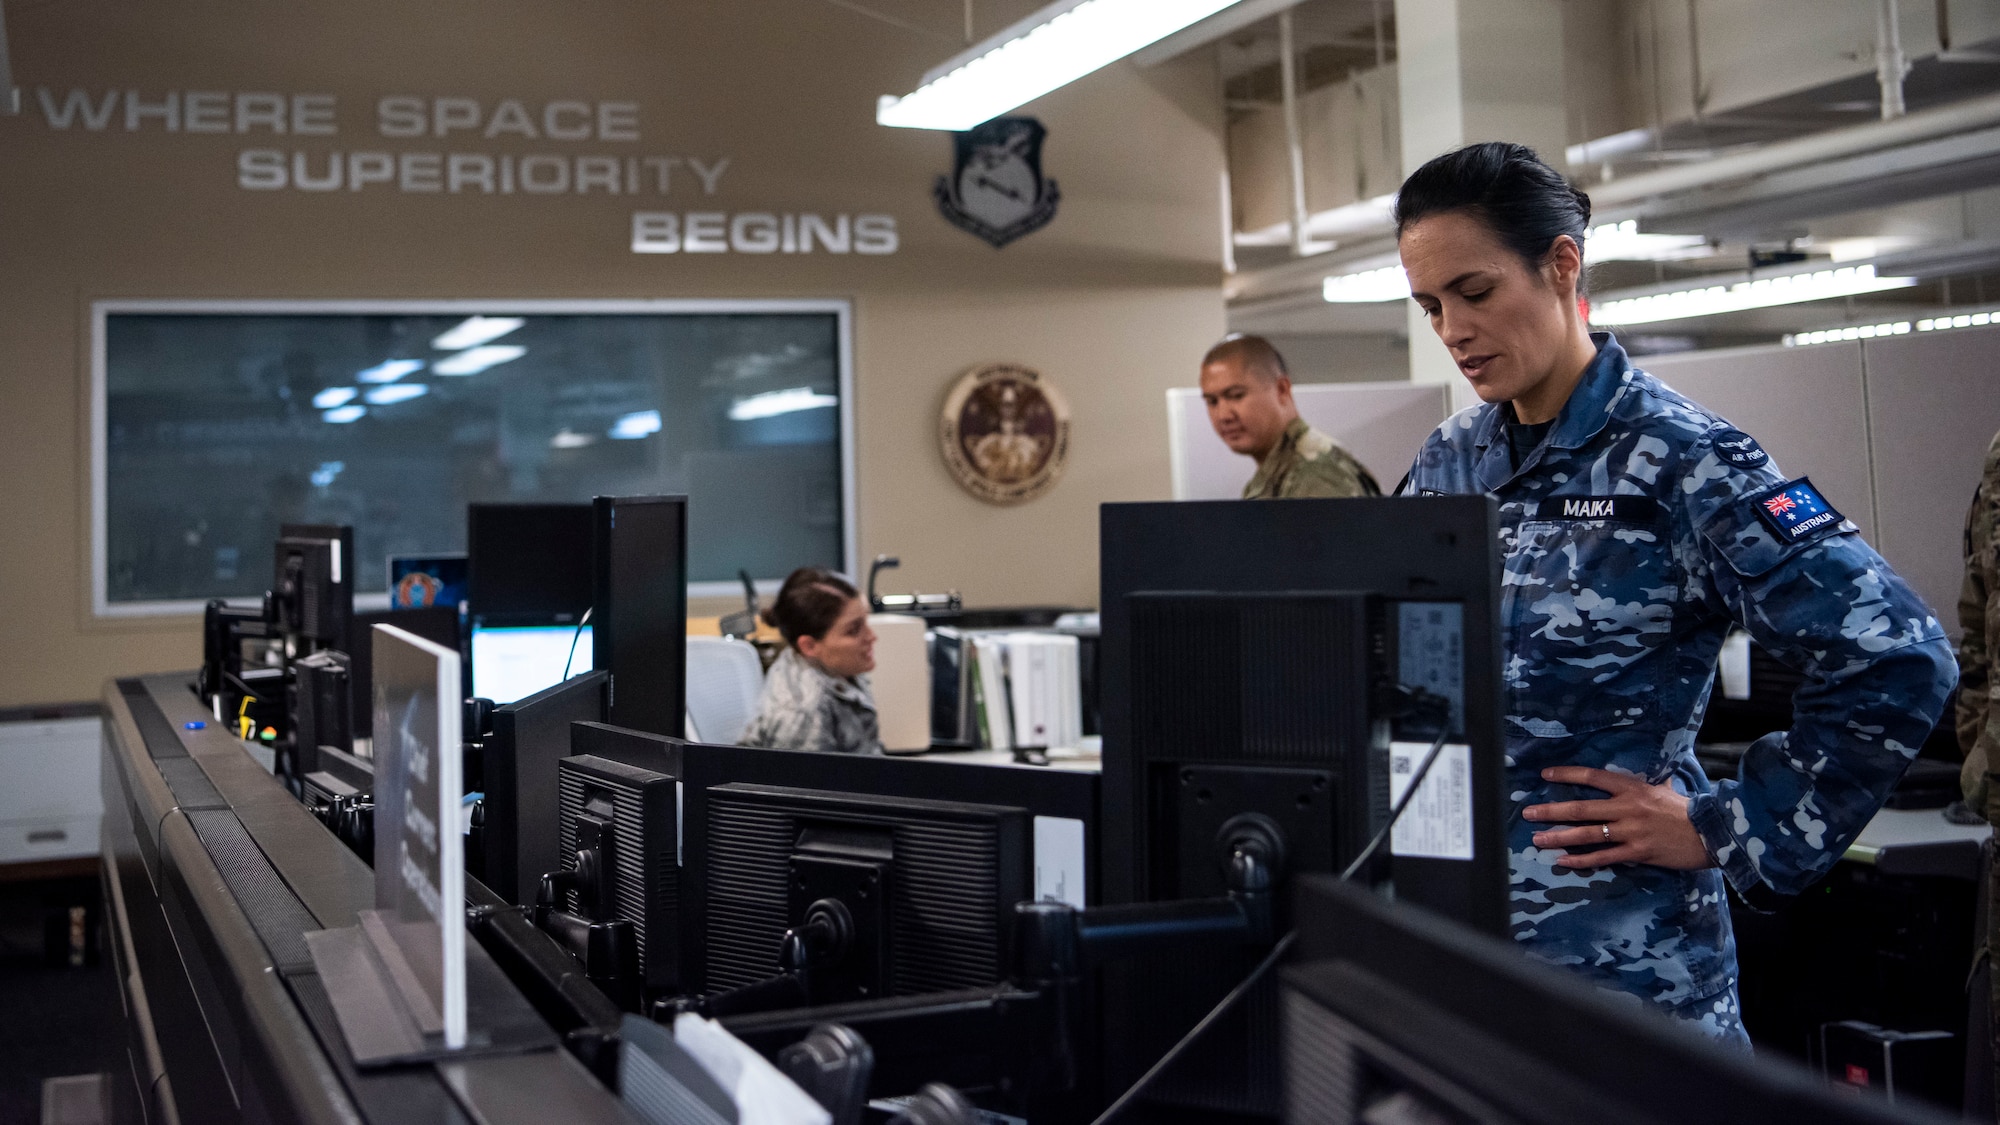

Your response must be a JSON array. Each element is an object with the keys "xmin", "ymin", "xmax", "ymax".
[{"xmin": 1751, "ymin": 477, "xmax": 1844, "ymax": 543}]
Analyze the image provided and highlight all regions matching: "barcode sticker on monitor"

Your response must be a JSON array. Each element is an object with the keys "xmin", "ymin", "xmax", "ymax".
[
  {"xmin": 1033, "ymin": 816, "xmax": 1086, "ymax": 909},
  {"xmin": 1387, "ymin": 742, "xmax": 1474, "ymax": 861}
]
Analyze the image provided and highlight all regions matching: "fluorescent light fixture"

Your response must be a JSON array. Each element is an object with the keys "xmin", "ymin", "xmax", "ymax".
[
  {"xmin": 1234, "ymin": 193, "xmax": 1396, "ymax": 249},
  {"xmin": 364, "ymin": 383, "xmax": 429, "ymax": 405},
  {"xmin": 550, "ymin": 429, "xmax": 596, "ymax": 450},
  {"xmin": 310, "ymin": 461, "xmax": 346, "ymax": 488},
  {"xmin": 358, "ymin": 358, "xmax": 425, "ymax": 384},
  {"xmin": 432, "ymin": 345, "xmax": 526, "ymax": 376},
  {"xmin": 1323, "ymin": 265, "xmax": 1411, "ymax": 303},
  {"xmin": 1584, "ymin": 220, "xmax": 1708, "ymax": 263},
  {"xmin": 877, "ymin": 0, "xmax": 1246, "ymax": 130},
  {"xmin": 608, "ymin": 410, "xmax": 662, "ymax": 440},
  {"xmin": 322, "ymin": 405, "xmax": 366, "ymax": 424},
  {"xmin": 1588, "ymin": 265, "xmax": 1917, "ymax": 326},
  {"xmin": 728, "ymin": 387, "xmax": 839, "ymax": 421},
  {"xmin": 431, "ymin": 316, "xmax": 524, "ymax": 351},
  {"xmin": 1782, "ymin": 321, "xmax": 1913, "ymax": 347},
  {"xmin": 313, "ymin": 386, "xmax": 358, "ymax": 409},
  {"xmin": 1922, "ymin": 310, "xmax": 1999, "ymax": 330}
]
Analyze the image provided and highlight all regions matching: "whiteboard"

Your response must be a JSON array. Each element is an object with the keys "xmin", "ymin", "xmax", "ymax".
[{"xmin": 1167, "ymin": 381, "xmax": 1450, "ymax": 500}]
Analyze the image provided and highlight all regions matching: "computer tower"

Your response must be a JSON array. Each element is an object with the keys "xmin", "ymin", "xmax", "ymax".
[
  {"xmin": 290, "ymin": 648, "xmax": 352, "ymax": 776},
  {"xmin": 557, "ymin": 752, "xmax": 680, "ymax": 995}
]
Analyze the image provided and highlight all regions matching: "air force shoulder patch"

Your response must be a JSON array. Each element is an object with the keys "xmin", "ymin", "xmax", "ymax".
[
  {"xmin": 1714, "ymin": 428, "xmax": 1769, "ymax": 468},
  {"xmin": 1750, "ymin": 477, "xmax": 1845, "ymax": 543}
]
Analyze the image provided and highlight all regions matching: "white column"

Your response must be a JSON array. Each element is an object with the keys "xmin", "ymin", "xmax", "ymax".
[{"xmin": 1395, "ymin": 0, "xmax": 1569, "ymax": 397}]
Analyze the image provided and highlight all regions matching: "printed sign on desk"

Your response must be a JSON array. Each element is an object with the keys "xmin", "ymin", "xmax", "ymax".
[{"xmin": 372, "ymin": 623, "xmax": 466, "ymax": 1048}]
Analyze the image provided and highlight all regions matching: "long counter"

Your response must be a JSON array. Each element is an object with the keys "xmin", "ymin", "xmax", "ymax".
[{"xmin": 99, "ymin": 672, "xmax": 633, "ymax": 1125}]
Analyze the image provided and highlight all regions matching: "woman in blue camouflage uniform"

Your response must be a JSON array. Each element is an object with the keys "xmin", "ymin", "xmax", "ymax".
[{"xmin": 1394, "ymin": 142, "xmax": 1957, "ymax": 1046}]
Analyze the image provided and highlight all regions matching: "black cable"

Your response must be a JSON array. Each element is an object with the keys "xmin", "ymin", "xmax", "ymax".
[
  {"xmin": 1089, "ymin": 931, "xmax": 1297, "ymax": 1125},
  {"xmin": 561, "ymin": 607, "xmax": 593, "ymax": 681},
  {"xmin": 1092, "ymin": 722, "xmax": 1456, "ymax": 1123},
  {"xmin": 1338, "ymin": 725, "xmax": 1454, "ymax": 883}
]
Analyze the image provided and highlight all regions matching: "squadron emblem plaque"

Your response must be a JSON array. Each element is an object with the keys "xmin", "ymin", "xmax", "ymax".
[
  {"xmin": 939, "ymin": 363, "xmax": 1071, "ymax": 504},
  {"xmin": 934, "ymin": 117, "xmax": 1061, "ymax": 249}
]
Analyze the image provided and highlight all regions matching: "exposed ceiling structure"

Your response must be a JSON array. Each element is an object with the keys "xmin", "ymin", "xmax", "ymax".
[{"xmin": 1168, "ymin": 0, "xmax": 2000, "ymax": 373}]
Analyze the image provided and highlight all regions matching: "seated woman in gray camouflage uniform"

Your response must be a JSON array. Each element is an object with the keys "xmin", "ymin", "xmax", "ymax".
[{"xmin": 739, "ymin": 567, "xmax": 883, "ymax": 755}]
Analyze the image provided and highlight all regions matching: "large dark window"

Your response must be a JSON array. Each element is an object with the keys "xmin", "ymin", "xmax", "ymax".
[{"xmin": 95, "ymin": 302, "xmax": 850, "ymax": 612}]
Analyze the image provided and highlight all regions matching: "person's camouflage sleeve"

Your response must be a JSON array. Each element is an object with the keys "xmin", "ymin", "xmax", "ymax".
[
  {"xmin": 1677, "ymin": 424, "xmax": 1957, "ymax": 901},
  {"xmin": 1243, "ymin": 418, "xmax": 1382, "ymax": 499},
  {"xmin": 1959, "ymin": 430, "xmax": 2000, "ymax": 818},
  {"xmin": 739, "ymin": 647, "xmax": 884, "ymax": 755}
]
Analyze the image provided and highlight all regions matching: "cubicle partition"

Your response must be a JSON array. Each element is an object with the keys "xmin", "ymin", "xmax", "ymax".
[
  {"xmin": 1647, "ymin": 326, "xmax": 2000, "ymax": 635},
  {"xmin": 1166, "ymin": 381, "xmax": 1451, "ymax": 500}
]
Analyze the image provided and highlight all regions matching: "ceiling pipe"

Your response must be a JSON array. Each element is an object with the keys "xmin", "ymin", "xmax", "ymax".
[
  {"xmin": 1878, "ymin": 0, "xmax": 1910, "ymax": 120},
  {"xmin": 0, "ymin": 0, "xmax": 17, "ymax": 115},
  {"xmin": 1278, "ymin": 7, "xmax": 1315, "ymax": 257}
]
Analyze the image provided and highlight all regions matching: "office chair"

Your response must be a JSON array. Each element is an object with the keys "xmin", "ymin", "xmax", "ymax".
[{"xmin": 685, "ymin": 636, "xmax": 764, "ymax": 746}]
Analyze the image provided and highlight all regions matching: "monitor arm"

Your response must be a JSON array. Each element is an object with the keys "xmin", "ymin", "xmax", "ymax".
[{"xmin": 711, "ymin": 821, "xmax": 1284, "ymax": 1113}]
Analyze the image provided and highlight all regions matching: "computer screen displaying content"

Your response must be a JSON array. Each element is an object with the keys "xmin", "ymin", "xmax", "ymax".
[
  {"xmin": 389, "ymin": 553, "xmax": 468, "ymax": 610},
  {"xmin": 471, "ymin": 622, "xmax": 593, "ymax": 704}
]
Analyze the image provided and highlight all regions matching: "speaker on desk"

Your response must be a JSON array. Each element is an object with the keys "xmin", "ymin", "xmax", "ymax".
[{"xmin": 868, "ymin": 614, "xmax": 931, "ymax": 754}]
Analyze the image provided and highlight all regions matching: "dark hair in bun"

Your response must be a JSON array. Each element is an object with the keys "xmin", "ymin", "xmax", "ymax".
[
  {"xmin": 1394, "ymin": 141, "xmax": 1593, "ymax": 293},
  {"xmin": 761, "ymin": 567, "xmax": 860, "ymax": 646}
]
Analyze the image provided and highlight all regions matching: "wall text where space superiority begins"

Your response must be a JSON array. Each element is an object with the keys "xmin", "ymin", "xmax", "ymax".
[{"xmin": 31, "ymin": 88, "xmax": 899, "ymax": 254}]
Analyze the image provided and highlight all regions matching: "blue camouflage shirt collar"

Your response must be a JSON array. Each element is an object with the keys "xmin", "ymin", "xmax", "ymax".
[{"xmin": 1472, "ymin": 332, "xmax": 1631, "ymax": 490}]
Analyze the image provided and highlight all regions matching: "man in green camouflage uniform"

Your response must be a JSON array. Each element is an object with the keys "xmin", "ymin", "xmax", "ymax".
[
  {"xmin": 1198, "ymin": 334, "xmax": 1381, "ymax": 500},
  {"xmin": 1957, "ymin": 429, "xmax": 2000, "ymax": 1104}
]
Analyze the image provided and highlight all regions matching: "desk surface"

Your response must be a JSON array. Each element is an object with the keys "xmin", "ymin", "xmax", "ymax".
[{"xmin": 1844, "ymin": 805, "xmax": 1991, "ymax": 879}]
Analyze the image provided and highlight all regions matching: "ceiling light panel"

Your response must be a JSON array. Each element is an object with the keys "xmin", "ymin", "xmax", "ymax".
[
  {"xmin": 364, "ymin": 383, "xmax": 429, "ymax": 405},
  {"xmin": 358, "ymin": 359, "xmax": 426, "ymax": 384},
  {"xmin": 1322, "ymin": 266, "xmax": 1411, "ymax": 303},
  {"xmin": 322, "ymin": 405, "xmax": 366, "ymax": 424},
  {"xmin": 431, "ymin": 345, "xmax": 526, "ymax": 376},
  {"xmin": 1588, "ymin": 266, "xmax": 1916, "ymax": 326},
  {"xmin": 431, "ymin": 316, "xmax": 524, "ymax": 351},
  {"xmin": 877, "ymin": 0, "xmax": 1246, "ymax": 131},
  {"xmin": 728, "ymin": 387, "xmax": 839, "ymax": 421}
]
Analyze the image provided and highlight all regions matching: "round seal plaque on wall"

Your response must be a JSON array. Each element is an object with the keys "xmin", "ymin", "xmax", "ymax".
[{"xmin": 939, "ymin": 363, "xmax": 1071, "ymax": 505}]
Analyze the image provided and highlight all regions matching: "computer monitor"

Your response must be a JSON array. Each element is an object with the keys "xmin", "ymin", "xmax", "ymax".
[
  {"xmin": 677, "ymin": 742, "xmax": 1099, "ymax": 1000},
  {"xmin": 1097, "ymin": 495, "xmax": 1508, "ymax": 1115},
  {"xmin": 272, "ymin": 523, "xmax": 355, "ymax": 651},
  {"xmin": 1100, "ymin": 496, "xmax": 1507, "ymax": 923},
  {"xmin": 1279, "ymin": 874, "xmax": 1948, "ymax": 1125},
  {"xmin": 351, "ymin": 604, "xmax": 461, "ymax": 739},
  {"xmin": 591, "ymin": 495, "xmax": 687, "ymax": 737},
  {"xmin": 480, "ymin": 670, "xmax": 609, "ymax": 905},
  {"xmin": 554, "ymin": 722, "xmax": 685, "ymax": 997},
  {"xmin": 471, "ymin": 618, "xmax": 594, "ymax": 704},
  {"xmin": 389, "ymin": 553, "xmax": 469, "ymax": 610},
  {"xmin": 466, "ymin": 502, "xmax": 594, "ymax": 619}
]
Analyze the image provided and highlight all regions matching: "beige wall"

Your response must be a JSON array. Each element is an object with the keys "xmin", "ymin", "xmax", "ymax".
[{"xmin": 0, "ymin": 0, "xmax": 1228, "ymax": 706}]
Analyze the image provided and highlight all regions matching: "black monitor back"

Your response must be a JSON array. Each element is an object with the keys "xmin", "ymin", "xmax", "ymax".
[
  {"xmin": 591, "ymin": 495, "xmax": 687, "ymax": 737},
  {"xmin": 485, "ymin": 670, "xmax": 609, "ymax": 904},
  {"xmin": 557, "ymin": 749, "xmax": 682, "ymax": 996},
  {"xmin": 1281, "ymin": 875, "xmax": 1950, "ymax": 1125},
  {"xmin": 273, "ymin": 523, "xmax": 355, "ymax": 650},
  {"xmin": 676, "ymin": 742, "xmax": 1099, "ymax": 997},
  {"xmin": 1099, "ymin": 497, "xmax": 1506, "ymax": 930},
  {"xmin": 467, "ymin": 502, "xmax": 594, "ymax": 619},
  {"xmin": 350, "ymin": 605, "xmax": 460, "ymax": 739}
]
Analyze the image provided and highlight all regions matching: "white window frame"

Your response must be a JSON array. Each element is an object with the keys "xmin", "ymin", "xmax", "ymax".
[{"xmin": 91, "ymin": 298, "xmax": 857, "ymax": 618}]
